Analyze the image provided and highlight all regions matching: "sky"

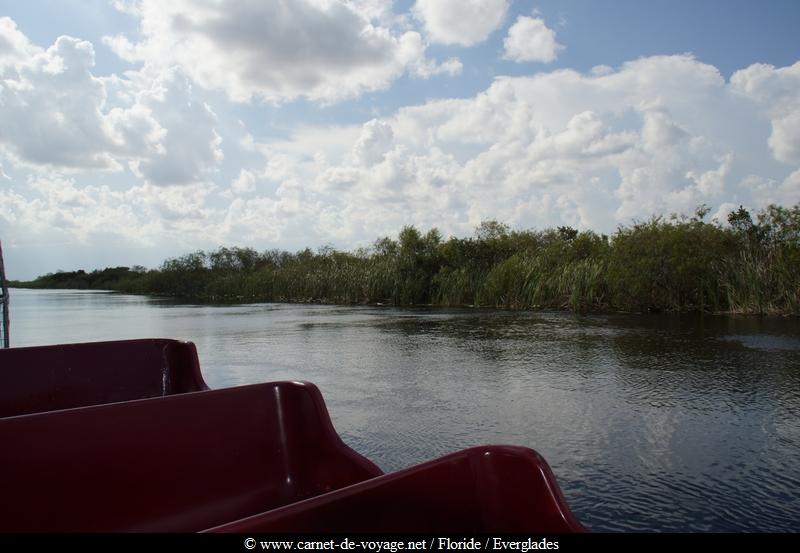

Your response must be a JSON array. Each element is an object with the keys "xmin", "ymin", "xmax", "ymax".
[{"xmin": 0, "ymin": 0, "xmax": 799, "ymax": 279}]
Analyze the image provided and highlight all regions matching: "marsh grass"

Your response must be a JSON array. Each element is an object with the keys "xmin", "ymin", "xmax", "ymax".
[{"xmin": 15, "ymin": 204, "xmax": 800, "ymax": 315}]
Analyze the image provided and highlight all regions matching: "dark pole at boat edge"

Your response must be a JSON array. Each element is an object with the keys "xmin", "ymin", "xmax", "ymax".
[{"xmin": 0, "ymin": 240, "xmax": 9, "ymax": 348}]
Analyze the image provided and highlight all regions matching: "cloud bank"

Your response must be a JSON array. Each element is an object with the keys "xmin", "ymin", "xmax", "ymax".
[
  {"xmin": 104, "ymin": 0, "xmax": 462, "ymax": 103},
  {"xmin": 0, "ymin": 7, "xmax": 798, "ymax": 278}
]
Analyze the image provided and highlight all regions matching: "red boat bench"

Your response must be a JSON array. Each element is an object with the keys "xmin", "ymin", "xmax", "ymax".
[
  {"xmin": 208, "ymin": 445, "xmax": 586, "ymax": 533},
  {"xmin": 0, "ymin": 339, "xmax": 208, "ymax": 418},
  {"xmin": 0, "ymin": 381, "xmax": 382, "ymax": 532}
]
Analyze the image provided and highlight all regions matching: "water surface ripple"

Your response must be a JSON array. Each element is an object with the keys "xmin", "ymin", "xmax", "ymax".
[{"xmin": 9, "ymin": 289, "xmax": 800, "ymax": 532}]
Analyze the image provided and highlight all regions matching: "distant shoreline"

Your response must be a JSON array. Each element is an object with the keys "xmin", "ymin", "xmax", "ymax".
[
  {"xmin": 8, "ymin": 285, "xmax": 797, "ymax": 318},
  {"xmin": 10, "ymin": 204, "xmax": 800, "ymax": 316}
]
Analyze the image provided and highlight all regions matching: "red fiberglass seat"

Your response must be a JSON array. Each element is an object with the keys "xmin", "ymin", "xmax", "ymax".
[
  {"xmin": 0, "ymin": 381, "xmax": 382, "ymax": 532},
  {"xmin": 207, "ymin": 445, "xmax": 587, "ymax": 533},
  {"xmin": 0, "ymin": 339, "xmax": 208, "ymax": 418}
]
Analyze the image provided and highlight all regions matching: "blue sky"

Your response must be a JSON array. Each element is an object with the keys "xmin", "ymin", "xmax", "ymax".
[{"xmin": 0, "ymin": 0, "xmax": 799, "ymax": 279}]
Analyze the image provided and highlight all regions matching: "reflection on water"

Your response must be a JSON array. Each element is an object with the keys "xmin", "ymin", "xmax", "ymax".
[{"xmin": 8, "ymin": 288, "xmax": 800, "ymax": 532}]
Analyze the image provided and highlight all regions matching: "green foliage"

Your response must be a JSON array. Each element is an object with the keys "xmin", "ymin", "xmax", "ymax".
[
  {"xmin": 14, "ymin": 203, "xmax": 800, "ymax": 315},
  {"xmin": 719, "ymin": 204, "xmax": 800, "ymax": 314},
  {"xmin": 13, "ymin": 266, "xmax": 141, "ymax": 290},
  {"xmin": 607, "ymin": 215, "xmax": 734, "ymax": 311}
]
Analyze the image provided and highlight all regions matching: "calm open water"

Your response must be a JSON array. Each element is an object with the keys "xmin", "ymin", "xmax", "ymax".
[{"xmin": 6, "ymin": 288, "xmax": 800, "ymax": 532}]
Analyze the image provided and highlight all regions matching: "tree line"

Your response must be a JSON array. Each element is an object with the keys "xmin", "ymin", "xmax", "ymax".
[{"xmin": 12, "ymin": 204, "xmax": 800, "ymax": 315}]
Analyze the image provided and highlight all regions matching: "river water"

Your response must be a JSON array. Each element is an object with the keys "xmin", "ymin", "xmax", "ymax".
[{"xmin": 6, "ymin": 288, "xmax": 800, "ymax": 532}]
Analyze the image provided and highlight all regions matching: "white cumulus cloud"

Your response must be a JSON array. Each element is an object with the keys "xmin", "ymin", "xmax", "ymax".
[
  {"xmin": 0, "ymin": 33, "xmax": 121, "ymax": 170},
  {"xmin": 236, "ymin": 54, "xmax": 799, "ymax": 243},
  {"xmin": 730, "ymin": 61, "xmax": 800, "ymax": 164},
  {"xmin": 0, "ymin": 20, "xmax": 224, "ymax": 184},
  {"xmin": 105, "ymin": 0, "xmax": 459, "ymax": 104},
  {"xmin": 229, "ymin": 169, "xmax": 257, "ymax": 196},
  {"xmin": 351, "ymin": 119, "xmax": 395, "ymax": 166},
  {"xmin": 2, "ymin": 5, "xmax": 799, "ymax": 280},
  {"xmin": 123, "ymin": 68, "xmax": 223, "ymax": 186},
  {"xmin": 502, "ymin": 16, "xmax": 564, "ymax": 63},
  {"xmin": 0, "ymin": 16, "xmax": 40, "ymax": 70},
  {"xmin": 413, "ymin": 0, "xmax": 509, "ymax": 46}
]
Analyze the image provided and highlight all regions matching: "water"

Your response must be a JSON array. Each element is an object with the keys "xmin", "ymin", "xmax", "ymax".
[{"xmin": 6, "ymin": 288, "xmax": 800, "ymax": 532}]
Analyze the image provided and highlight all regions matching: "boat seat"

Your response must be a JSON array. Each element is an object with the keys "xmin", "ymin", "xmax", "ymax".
[
  {"xmin": 0, "ymin": 381, "xmax": 382, "ymax": 532},
  {"xmin": 208, "ymin": 445, "xmax": 587, "ymax": 533},
  {"xmin": 0, "ymin": 339, "xmax": 208, "ymax": 418}
]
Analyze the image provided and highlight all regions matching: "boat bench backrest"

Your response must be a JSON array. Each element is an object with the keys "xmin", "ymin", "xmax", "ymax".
[
  {"xmin": 0, "ymin": 339, "xmax": 208, "ymax": 418},
  {"xmin": 208, "ymin": 445, "xmax": 586, "ymax": 533},
  {"xmin": 0, "ymin": 381, "xmax": 382, "ymax": 532}
]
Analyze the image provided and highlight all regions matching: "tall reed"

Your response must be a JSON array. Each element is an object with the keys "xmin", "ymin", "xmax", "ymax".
[{"xmin": 15, "ymin": 204, "xmax": 800, "ymax": 315}]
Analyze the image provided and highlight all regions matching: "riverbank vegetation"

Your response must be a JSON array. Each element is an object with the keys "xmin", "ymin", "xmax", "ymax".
[{"xmin": 12, "ymin": 204, "xmax": 800, "ymax": 315}]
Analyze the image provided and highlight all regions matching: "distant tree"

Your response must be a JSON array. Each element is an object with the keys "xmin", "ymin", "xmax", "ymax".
[
  {"xmin": 728, "ymin": 205, "xmax": 755, "ymax": 235},
  {"xmin": 557, "ymin": 226, "xmax": 578, "ymax": 241},
  {"xmin": 475, "ymin": 220, "xmax": 510, "ymax": 241}
]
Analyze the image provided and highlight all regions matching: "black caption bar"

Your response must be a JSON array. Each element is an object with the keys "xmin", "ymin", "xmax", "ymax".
[{"xmin": 0, "ymin": 533, "xmax": 796, "ymax": 553}]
